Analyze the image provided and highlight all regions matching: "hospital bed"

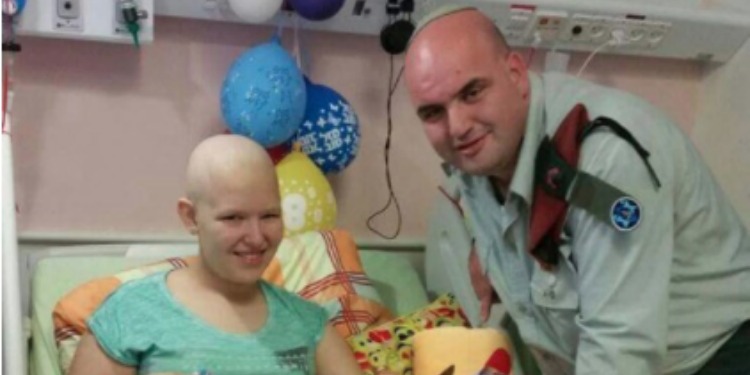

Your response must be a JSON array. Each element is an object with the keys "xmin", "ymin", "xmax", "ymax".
[
  {"xmin": 24, "ymin": 183, "xmax": 539, "ymax": 375},
  {"xmin": 27, "ymin": 244, "xmax": 429, "ymax": 375}
]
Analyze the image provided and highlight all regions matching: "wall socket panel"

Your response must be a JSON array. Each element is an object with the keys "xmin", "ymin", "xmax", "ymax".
[
  {"xmin": 54, "ymin": 0, "xmax": 83, "ymax": 32},
  {"xmin": 52, "ymin": 0, "xmax": 746, "ymax": 62},
  {"xmin": 556, "ymin": 13, "xmax": 671, "ymax": 49},
  {"xmin": 15, "ymin": 0, "xmax": 749, "ymax": 60},
  {"xmin": 17, "ymin": 0, "xmax": 153, "ymax": 44},
  {"xmin": 465, "ymin": 0, "xmax": 750, "ymax": 62}
]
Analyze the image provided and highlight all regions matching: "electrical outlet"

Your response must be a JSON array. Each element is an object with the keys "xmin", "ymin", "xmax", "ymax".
[
  {"xmin": 57, "ymin": 0, "xmax": 80, "ymax": 19},
  {"xmin": 54, "ymin": 0, "xmax": 83, "ymax": 31},
  {"xmin": 502, "ymin": 6, "xmax": 535, "ymax": 43},
  {"xmin": 612, "ymin": 19, "xmax": 647, "ymax": 48},
  {"xmin": 607, "ymin": 18, "xmax": 671, "ymax": 49},
  {"xmin": 645, "ymin": 21, "xmax": 671, "ymax": 48},
  {"xmin": 626, "ymin": 27, "xmax": 648, "ymax": 44},
  {"xmin": 531, "ymin": 10, "xmax": 568, "ymax": 43},
  {"xmin": 558, "ymin": 14, "xmax": 594, "ymax": 43},
  {"xmin": 586, "ymin": 16, "xmax": 611, "ymax": 45},
  {"xmin": 555, "ymin": 14, "xmax": 672, "ymax": 50}
]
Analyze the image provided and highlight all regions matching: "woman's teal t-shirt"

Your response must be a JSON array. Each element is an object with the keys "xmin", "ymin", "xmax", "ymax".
[{"xmin": 87, "ymin": 271, "xmax": 329, "ymax": 375}]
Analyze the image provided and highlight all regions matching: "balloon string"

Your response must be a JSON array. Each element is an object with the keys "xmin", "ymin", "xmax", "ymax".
[
  {"xmin": 275, "ymin": 13, "xmax": 284, "ymax": 39},
  {"xmin": 292, "ymin": 12, "xmax": 303, "ymax": 73}
]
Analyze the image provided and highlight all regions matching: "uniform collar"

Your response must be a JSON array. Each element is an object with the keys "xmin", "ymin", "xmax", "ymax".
[{"xmin": 507, "ymin": 72, "xmax": 546, "ymax": 205}]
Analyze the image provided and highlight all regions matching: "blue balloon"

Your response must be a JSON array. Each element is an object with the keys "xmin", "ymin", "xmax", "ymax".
[
  {"xmin": 294, "ymin": 78, "xmax": 360, "ymax": 174},
  {"xmin": 220, "ymin": 36, "xmax": 306, "ymax": 148}
]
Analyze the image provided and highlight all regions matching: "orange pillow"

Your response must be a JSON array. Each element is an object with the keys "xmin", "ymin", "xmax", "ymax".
[
  {"xmin": 53, "ymin": 257, "xmax": 197, "ymax": 345},
  {"xmin": 53, "ymin": 229, "xmax": 391, "ymax": 372}
]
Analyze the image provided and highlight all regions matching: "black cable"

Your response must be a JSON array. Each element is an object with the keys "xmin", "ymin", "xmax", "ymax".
[
  {"xmin": 366, "ymin": 54, "xmax": 405, "ymax": 239},
  {"xmin": 400, "ymin": 0, "xmax": 414, "ymax": 13}
]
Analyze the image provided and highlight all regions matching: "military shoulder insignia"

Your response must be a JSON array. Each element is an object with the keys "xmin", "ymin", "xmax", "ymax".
[{"xmin": 610, "ymin": 197, "xmax": 642, "ymax": 231}]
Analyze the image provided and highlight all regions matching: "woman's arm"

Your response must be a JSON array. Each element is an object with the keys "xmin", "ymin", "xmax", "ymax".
[
  {"xmin": 315, "ymin": 324, "xmax": 363, "ymax": 375},
  {"xmin": 68, "ymin": 334, "xmax": 136, "ymax": 375}
]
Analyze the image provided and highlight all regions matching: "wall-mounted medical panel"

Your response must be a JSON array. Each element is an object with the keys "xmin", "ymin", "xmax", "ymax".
[
  {"xmin": 152, "ymin": 0, "xmax": 750, "ymax": 62},
  {"xmin": 15, "ymin": 0, "xmax": 154, "ymax": 45}
]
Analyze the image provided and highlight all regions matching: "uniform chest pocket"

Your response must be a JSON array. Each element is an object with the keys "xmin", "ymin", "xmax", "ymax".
[
  {"xmin": 530, "ymin": 251, "xmax": 581, "ymax": 352},
  {"xmin": 530, "ymin": 238, "xmax": 580, "ymax": 310},
  {"xmin": 530, "ymin": 254, "xmax": 579, "ymax": 311}
]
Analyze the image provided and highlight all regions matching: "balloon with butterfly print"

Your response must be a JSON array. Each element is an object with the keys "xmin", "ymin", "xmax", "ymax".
[
  {"xmin": 293, "ymin": 78, "xmax": 360, "ymax": 174},
  {"xmin": 220, "ymin": 36, "xmax": 306, "ymax": 148}
]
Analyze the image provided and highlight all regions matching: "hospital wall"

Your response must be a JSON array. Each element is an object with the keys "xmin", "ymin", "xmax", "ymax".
[
  {"xmin": 12, "ymin": 16, "xmax": 705, "ymax": 246},
  {"xmin": 693, "ymin": 39, "xmax": 750, "ymax": 227}
]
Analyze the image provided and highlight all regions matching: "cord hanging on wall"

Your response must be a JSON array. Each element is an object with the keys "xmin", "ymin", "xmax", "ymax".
[
  {"xmin": 366, "ymin": 54, "xmax": 405, "ymax": 240},
  {"xmin": 366, "ymin": 0, "xmax": 413, "ymax": 239}
]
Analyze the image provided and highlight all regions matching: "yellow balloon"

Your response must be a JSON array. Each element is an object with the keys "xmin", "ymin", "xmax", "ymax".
[{"xmin": 276, "ymin": 150, "xmax": 338, "ymax": 237}]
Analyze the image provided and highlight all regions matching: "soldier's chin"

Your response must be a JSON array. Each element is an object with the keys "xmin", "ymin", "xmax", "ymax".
[{"xmin": 455, "ymin": 157, "xmax": 496, "ymax": 176}]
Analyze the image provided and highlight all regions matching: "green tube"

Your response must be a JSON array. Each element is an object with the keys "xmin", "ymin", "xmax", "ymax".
[{"xmin": 126, "ymin": 22, "xmax": 140, "ymax": 47}]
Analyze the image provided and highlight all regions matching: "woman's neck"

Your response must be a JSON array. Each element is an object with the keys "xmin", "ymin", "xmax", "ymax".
[{"xmin": 189, "ymin": 262, "xmax": 262, "ymax": 305}]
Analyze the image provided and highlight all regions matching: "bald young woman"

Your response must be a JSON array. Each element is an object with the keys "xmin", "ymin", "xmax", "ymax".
[{"xmin": 70, "ymin": 135, "xmax": 364, "ymax": 375}]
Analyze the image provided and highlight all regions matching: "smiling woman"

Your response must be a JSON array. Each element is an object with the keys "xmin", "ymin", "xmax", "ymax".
[{"xmin": 67, "ymin": 135, "xmax": 364, "ymax": 375}]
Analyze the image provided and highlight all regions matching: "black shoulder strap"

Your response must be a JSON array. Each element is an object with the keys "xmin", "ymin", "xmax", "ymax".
[
  {"xmin": 581, "ymin": 117, "xmax": 661, "ymax": 189},
  {"xmin": 535, "ymin": 117, "xmax": 660, "ymax": 231}
]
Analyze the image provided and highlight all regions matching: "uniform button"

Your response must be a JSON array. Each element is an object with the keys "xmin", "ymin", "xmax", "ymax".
[{"xmin": 543, "ymin": 288, "xmax": 556, "ymax": 300}]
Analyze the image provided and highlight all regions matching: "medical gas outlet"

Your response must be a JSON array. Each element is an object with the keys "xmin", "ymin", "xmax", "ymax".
[
  {"xmin": 115, "ymin": 0, "xmax": 148, "ymax": 47},
  {"xmin": 55, "ymin": 0, "xmax": 83, "ymax": 31}
]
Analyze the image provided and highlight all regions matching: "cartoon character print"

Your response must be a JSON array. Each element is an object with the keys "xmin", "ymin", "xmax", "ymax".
[
  {"xmin": 437, "ymin": 348, "xmax": 512, "ymax": 375},
  {"xmin": 350, "ymin": 328, "xmax": 395, "ymax": 374},
  {"xmin": 478, "ymin": 348, "xmax": 512, "ymax": 375},
  {"xmin": 348, "ymin": 294, "xmax": 470, "ymax": 375}
]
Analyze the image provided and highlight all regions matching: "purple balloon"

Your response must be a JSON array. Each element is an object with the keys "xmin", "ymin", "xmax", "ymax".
[{"xmin": 289, "ymin": 0, "xmax": 345, "ymax": 21}]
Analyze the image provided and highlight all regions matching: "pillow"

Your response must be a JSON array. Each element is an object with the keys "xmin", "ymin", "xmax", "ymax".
[
  {"xmin": 412, "ymin": 327, "xmax": 514, "ymax": 375},
  {"xmin": 346, "ymin": 294, "xmax": 470, "ymax": 375},
  {"xmin": 262, "ymin": 229, "xmax": 393, "ymax": 335},
  {"xmin": 53, "ymin": 257, "xmax": 196, "ymax": 372},
  {"xmin": 53, "ymin": 229, "xmax": 391, "ymax": 372}
]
